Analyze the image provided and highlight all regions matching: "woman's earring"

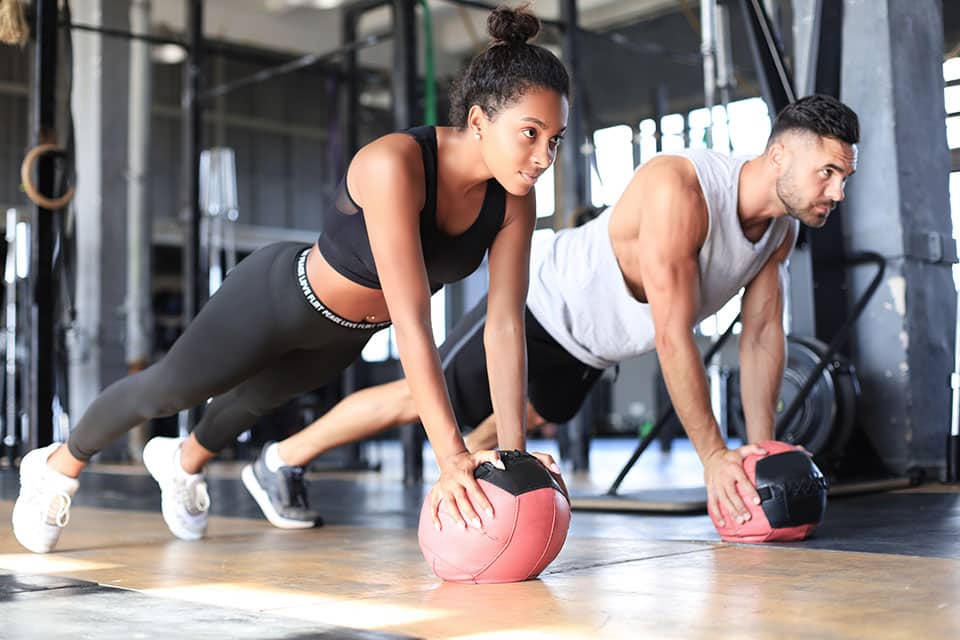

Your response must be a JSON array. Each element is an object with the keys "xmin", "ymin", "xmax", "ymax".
[{"xmin": 474, "ymin": 130, "xmax": 481, "ymax": 140}]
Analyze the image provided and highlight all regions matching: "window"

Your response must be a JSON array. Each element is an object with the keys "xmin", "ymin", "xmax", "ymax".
[
  {"xmin": 947, "ymin": 56, "xmax": 960, "ymax": 288},
  {"xmin": 534, "ymin": 165, "xmax": 556, "ymax": 219},
  {"xmin": 688, "ymin": 105, "xmax": 732, "ymax": 155},
  {"xmin": 361, "ymin": 289, "xmax": 446, "ymax": 362},
  {"xmin": 637, "ymin": 118, "xmax": 658, "ymax": 165},
  {"xmin": 951, "ymin": 173, "xmax": 960, "ymax": 289},
  {"xmin": 726, "ymin": 97, "xmax": 771, "ymax": 156},
  {"xmin": 946, "ymin": 58, "xmax": 960, "ymax": 152},
  {"xmin": 590, "ymin": 124, "xmax": 635, "ymax": 207},
  {"xmin": 660, "ymin": 113, "xmax": 686, "ymax": 152},
  {"xmin": 945, "ymin": 56, "xmax": 960, "ymax": 83}
]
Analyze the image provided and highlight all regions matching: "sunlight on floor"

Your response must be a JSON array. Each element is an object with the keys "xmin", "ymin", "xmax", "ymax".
[
  {"xmin": 0, "ymin": 553, "xmax": 120, "ymax": 574},
  {"xmin": 142, "ymin": 582, "xmax": 445, "ymax": 628}
]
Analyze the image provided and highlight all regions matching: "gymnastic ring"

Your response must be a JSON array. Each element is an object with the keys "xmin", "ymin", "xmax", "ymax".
[{"xmin": 20, "ymin": 143, "xmax": 75, "ymax": 210}]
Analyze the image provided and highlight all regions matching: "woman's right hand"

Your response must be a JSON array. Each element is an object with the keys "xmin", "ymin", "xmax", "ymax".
[{"xmin": 428, "ymin": 450, "xmax": 505, "ymax": 531}]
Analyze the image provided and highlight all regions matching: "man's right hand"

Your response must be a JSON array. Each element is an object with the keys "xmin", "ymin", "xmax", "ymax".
[
  {"xmin": 428, "ymin": 450, "xmax": 504, "ymax": 532},
  {"xmin": 703, "ymin": 443, "xmax": 768, "ymax": 527}
]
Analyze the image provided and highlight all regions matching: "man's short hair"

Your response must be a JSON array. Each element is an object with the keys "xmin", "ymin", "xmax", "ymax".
[{"xmin": 768, "ymin": 94, "xmax": 860, "ymax": 146}]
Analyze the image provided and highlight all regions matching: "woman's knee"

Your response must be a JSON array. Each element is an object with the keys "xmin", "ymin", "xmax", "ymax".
[{"xmin": 129, "ymin": 366, "xmax": 205, "ymax": 420}]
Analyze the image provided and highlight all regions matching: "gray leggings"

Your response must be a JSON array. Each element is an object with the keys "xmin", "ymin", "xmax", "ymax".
[{"xmin": 67, "ymin": 242, "xmax": 382, "ymax": 461}]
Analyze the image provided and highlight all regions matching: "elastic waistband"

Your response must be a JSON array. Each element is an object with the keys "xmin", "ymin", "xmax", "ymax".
[{"xmin": 296, "ymin": 248, "xmax": 392, "ymax": 331}]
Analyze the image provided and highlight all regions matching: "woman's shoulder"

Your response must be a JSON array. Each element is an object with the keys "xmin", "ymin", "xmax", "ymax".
[
  {"xmin": 351, "ymin": 133, "xmax": 424, "ymax": 184},
  {"xmin": 348, "ymin": 132, "xmax": 426, "ymax": 209},
  {"xmin": 354, "ymin": 131, "xmax": 423, "ymax": 169}
]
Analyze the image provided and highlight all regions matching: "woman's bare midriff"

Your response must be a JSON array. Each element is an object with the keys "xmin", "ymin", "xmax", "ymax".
[{"xmin": 305, "ymin": 243, "xmax": 392, "ymax": 323}]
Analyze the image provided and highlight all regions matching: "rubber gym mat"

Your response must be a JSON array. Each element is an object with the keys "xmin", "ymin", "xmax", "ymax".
[
  {"xmin": 570, "ymin": 477, "xmax": 915, "ymax": 514},
  {"xmin": 571, "ymin": 486, "xmax": 709, "ymax": 513},
  {"xmin": 800, "ymin": 490, "xmax": 960, "ymax": 558},
  {"xmin": 1, "ymin": 570, "xmax": 420, "ymax": 640}
]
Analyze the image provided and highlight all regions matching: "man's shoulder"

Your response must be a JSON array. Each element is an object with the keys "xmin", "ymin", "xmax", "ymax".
[{"xmin": 636, "ymin": 154, "xmax": 703, "ymax": 200}]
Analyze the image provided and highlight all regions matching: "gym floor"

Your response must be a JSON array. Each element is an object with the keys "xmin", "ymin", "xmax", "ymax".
[{"xmin": 1, "ymin": 438, "xmax": 958, "ymax": 639}]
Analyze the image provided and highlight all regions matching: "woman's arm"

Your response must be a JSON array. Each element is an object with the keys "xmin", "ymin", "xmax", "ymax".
[
  {"xmin": 483, "ymin": 189, "xmax": 537, "ymax": 451},
  {"xmin": 351, "ymin": 135, "xmax": 498, "ymax": 529}
]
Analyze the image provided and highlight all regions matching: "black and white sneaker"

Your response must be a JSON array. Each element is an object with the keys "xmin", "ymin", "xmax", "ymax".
[{"xmin": 241, "ymin": 445, "xmax": 322, "ymax": 529}]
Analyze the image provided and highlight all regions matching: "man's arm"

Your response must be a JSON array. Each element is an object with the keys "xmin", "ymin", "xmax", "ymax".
[
  {"xmin": 739, "ymin": 226, "xmax": 797, "ymax": 443},
  {"xmin": 629, "ymin": 157, "xmax": 763, "ymax": 527},
  {"xmin": 632, "ymin": 160, "xmax": 723, "ymax": 463},
  {"xmin": 463, "ymin": 401, "xmax": 546, "ymax": 453}
]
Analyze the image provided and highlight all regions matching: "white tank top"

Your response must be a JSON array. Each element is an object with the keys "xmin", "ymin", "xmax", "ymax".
[{"xmin": 526, "ymin": 149, "xmax": 798, "ymax": 370}]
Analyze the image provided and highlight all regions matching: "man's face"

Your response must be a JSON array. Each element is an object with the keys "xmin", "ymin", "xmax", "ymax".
[{"xmin": 774, "ymin": 133, "xmax": 858, "ymax": 228}]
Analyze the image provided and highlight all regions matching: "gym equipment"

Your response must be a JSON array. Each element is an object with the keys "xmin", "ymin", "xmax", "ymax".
[
  {"xmin": 711, "ymin": 440, "xmax": 829, "ymax": 543},
  {"xmin": 726, "ymin": 335, "xmax": 860, "ymax": 461},
  {"xmin": 418, "ymin": 450, "xmax": 570, "ymax": 584}
]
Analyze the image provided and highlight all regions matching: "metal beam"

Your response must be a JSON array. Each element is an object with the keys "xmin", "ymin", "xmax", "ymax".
[
  {"xmin": 65, "ymin": 21, "xmax": 185, "ymax": 47},
  {"xmin": 201, "ymin": 32, "xmax": 390, "ymax": 101},
  {"xmin": 738, "ymin": 0, "xmax": 795, "ymax": 115}
]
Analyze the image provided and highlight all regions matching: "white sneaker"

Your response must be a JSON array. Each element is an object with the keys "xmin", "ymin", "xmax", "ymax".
[
  {"xmin": 142, "ymin": 436, "xmax": 209, "ymax": 541},
  {"xmin": 12, "ymin": 443, "xmax": 80, "ymax": 554}
]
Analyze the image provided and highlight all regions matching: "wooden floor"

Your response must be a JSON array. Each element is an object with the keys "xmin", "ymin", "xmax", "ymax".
[{"xmin": 1, "ymin": 440, "xmax": 959, "ymax": 639}]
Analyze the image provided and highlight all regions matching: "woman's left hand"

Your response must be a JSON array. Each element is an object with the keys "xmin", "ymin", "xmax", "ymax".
[{"xmin": 530, "ymin": 451, "xmax": 568, "ymax": 500}]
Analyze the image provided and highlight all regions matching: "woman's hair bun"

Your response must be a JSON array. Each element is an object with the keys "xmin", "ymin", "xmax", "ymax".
[{"xmin": 487, "ymin": 4, "xmax": 541, "ymax": 46}]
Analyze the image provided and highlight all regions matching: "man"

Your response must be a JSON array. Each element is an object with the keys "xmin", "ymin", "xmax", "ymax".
[{"xmin": 242, "ymin": 94, "xmax": 859, "ymax": 533}]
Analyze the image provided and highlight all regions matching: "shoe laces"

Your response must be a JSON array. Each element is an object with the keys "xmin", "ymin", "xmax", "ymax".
[
  {"xmin": 35, "ymin": 490, "xmax": 72, "ymax": 528},
  {"xmin": 173, "ymin": 475, "xmax": 210, "ymax": 515},
  {"xmin": 282, "ymin": 466, "xmax": 310, "ymax": 509}
]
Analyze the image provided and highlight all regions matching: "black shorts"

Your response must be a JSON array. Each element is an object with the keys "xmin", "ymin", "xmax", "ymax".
[{"xmin": 439, "ymin": 295, "xmax": 604, "ymax": 429}]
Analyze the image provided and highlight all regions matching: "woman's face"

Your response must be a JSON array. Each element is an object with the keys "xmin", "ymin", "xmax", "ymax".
[{"xmin": 472, "ymin": 88, "xmax": 569, "ymax": 197}]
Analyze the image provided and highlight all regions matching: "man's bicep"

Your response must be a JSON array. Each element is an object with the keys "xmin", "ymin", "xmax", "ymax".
[{"xmin": 636, "ymin": 185, "xmax": 704, "ymax": 329}]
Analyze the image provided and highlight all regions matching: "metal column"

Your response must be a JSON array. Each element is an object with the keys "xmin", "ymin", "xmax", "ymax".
[
  {"xmin": 127, "ymin": 0, "xmax": 153, "ymax": 374},
  {"xmin": 839, "ymin": 0, "xmax": 954, "ymax": 477},
  {"xmin": 390, "ymin": 0, "xmax": 425, "ymax": 484},
  {"xmin": 806, "ymin": 0, "xmax": 849, "ymax": 348},
  {"xmin": 30, "ymin": 0, "xmax": 60, "ymax": 449},
  {"xmin": 392, "ymin": 0, "xmax": 418, "ymax": 130},
  {"xmin": 559, "ymin": 0, "xmax": 586, "ymax": 223},
  {"xmin": 178, "ymin": 0, "xmax": 204, "ymax": 434},
  {"xmin": 181, "ymin": 0, "xmax": 205, "ymax": 325},
  {"xmin": 340, "ymin": 7, "xmax": 360, "ymax": 169}
]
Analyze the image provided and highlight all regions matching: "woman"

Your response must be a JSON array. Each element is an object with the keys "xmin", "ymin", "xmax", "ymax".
[{"xmin": 13, "ymin": 5, "xmax": 570, "ymax": 553}]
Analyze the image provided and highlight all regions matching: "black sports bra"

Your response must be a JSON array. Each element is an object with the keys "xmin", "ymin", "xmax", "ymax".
[{"xmin": 316, "ymin": 126, "xmax": 507, "ymax": 293}]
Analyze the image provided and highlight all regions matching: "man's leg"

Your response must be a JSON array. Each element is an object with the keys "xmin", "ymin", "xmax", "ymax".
[
  {"xmin": 464, "ymin": 402, "xmax": 547, "ymax": 452},
  {"xmin": 247, "ymin": 297, "xmax": 495, "ymax": 528},
  {"xmin": 277, "ymin": 379, "xmax": 418, "ymax": 467}
]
